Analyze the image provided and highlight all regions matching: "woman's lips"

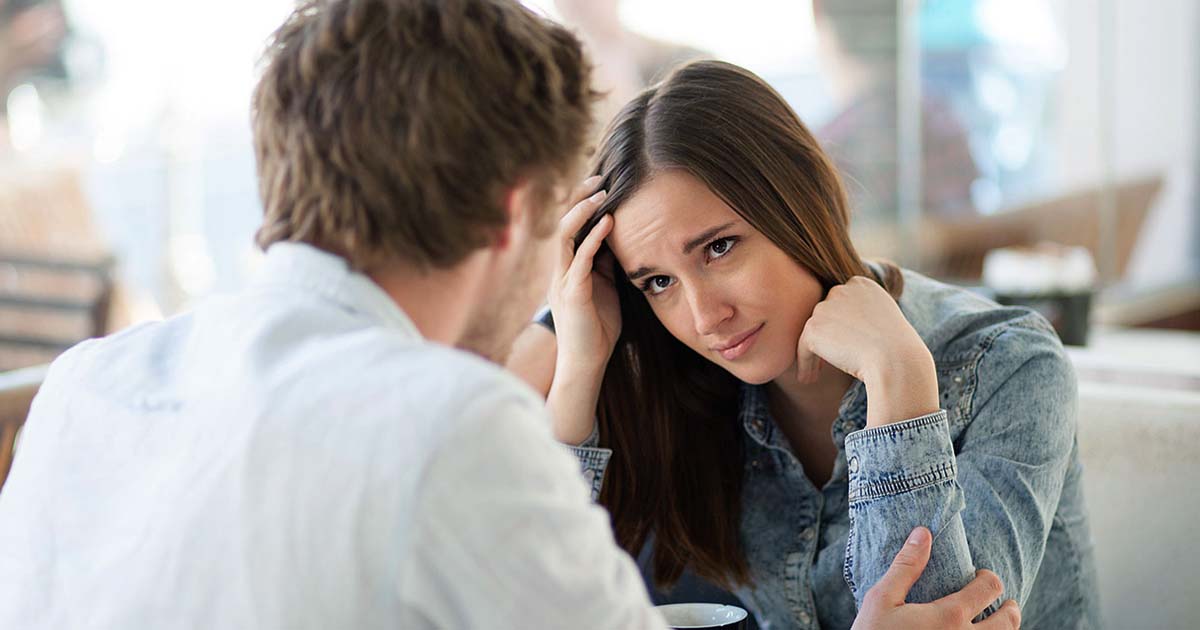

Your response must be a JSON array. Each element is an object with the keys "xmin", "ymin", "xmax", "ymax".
[{"xmin": 715, "ymin": 323, "xmax": 764, "ymax": 361}]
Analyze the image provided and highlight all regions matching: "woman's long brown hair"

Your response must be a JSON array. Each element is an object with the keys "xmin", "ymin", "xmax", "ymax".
[{"xmin": 582, "ymin": 60, "xmax": 904, "ymax": 591}]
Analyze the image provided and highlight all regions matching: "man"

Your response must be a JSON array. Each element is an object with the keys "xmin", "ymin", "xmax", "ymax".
[{"xmin": 0, "ymin": 1, "xmax": 1019, "ymax": 628}]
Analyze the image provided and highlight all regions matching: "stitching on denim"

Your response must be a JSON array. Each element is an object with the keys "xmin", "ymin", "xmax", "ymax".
[
  {"xmin": 842, "ymin": 516, "xmax": 857, "ymax": 598},
  {"xmin": 964, "ymin": 322, "xmax": 1009, "ymax": 419},
  {"xmin": 1051, "ymin": 504, "xmax": 1086, "ymax": 624},
  {"xmin": 741, "ymin": 384, "xmax": 805, "ymax": 461},
  {"xmin": 570, "ymin": 446, "xmax": 611, "ymax": 500},
  {"xmin": 965, "ymin": 316, "xmax": 1062, "ymax": 422},
  {"xmin": 844, "ymin": 410, "xmax": 947, "ymax": 444},
  {"xmin": 848, "ymin": 460, "xmax": 957, "ymax": 504},
  {"xmin": 784, "ymin": 551, "xmax": 805, "ymax": 616}
]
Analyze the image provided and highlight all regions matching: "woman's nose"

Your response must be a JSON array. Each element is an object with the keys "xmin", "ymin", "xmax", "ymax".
[{"xmin": 686, "ymin": 284, "xmax": 735, "ymax": 337}]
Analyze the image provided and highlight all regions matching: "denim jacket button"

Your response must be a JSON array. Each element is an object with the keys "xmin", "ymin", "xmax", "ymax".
[
  {"xmin": 800, "ymin": 527, "xmax": 814, "ymax": 541},
  {"xmin": 798, "ymin": 610, "xmax": 812, "ymax": 625},
  {"xmin": 848, "ymin": 456, "xmax": 860, "ymax": 474}
]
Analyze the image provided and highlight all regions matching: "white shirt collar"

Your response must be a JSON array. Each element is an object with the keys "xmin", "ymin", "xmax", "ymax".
[{"xmin": 253, "ymin": 242, "xmax": 423, "ymax": 341}]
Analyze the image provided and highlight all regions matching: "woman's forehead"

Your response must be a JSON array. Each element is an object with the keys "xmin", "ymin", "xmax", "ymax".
[{"xmin": 607, "ymin": 172, "xmax": 744, "ymax": 267}]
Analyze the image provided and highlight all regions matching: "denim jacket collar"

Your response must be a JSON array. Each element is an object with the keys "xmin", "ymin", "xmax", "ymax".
[{"xmin": 739, "ymin": 378, "xmax": 869, "ymax": 461}]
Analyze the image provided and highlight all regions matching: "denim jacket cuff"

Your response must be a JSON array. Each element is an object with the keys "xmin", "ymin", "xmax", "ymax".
[
  {"xmin": 576, "ymin": 422, "xmax": 600, "ymax": 448},
  {"xmin": 844, "ymin": 410, "xmax": 956, "ymax": 504},
  {"xmin": 568, "ymin": 440, "xmax": 611, "ymax": 501}
]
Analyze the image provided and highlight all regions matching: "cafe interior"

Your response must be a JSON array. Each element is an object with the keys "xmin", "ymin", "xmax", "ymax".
[{"xmin": 0, "ymin": 0, "xmax": 1196, "ymax": 627}]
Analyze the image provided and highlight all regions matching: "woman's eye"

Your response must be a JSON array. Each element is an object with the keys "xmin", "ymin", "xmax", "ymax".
[
  {"xmin": 643, "ymin": 275, "xmax": 675, "ymax": 295},
  {"xmin": 707, "ymin": 237, "xmax": 736, "ymax": 259}
]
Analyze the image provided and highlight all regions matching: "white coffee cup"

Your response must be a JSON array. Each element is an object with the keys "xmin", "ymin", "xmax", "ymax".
[{"xmin": 655, "ymin": 603, "xmax": 749, "ymax": 629}]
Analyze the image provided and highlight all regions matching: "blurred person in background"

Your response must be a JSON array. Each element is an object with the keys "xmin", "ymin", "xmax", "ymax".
[
  {"xmin": 553, "ymin": 0, "xmax": 707, "ymax": 133},
  {"xmin": 0, "ymin": 0, "xmax": 68, "ymax": 94},
  {"xmin": 0, "ymin": 0, "xmax": 67, "ymax": 145},
  {"xmin": 917, "ymin": 0, "xmax": 1065, "ymax": 213},
  {"xmin": 813, "ymin": 0, "xmax": 979, "ymax": 223}
]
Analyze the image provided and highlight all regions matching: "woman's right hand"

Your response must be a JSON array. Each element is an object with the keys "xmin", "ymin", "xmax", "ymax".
[
  {"xmin": 548, "ymin": 175, "xmax": 622, "ymax": 379},
  {"xmin": 545, "ymin": 175, "xmax": 622, "ymax": 444}
]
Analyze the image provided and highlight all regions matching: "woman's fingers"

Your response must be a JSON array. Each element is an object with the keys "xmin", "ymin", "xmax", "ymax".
[
  {"xmin": 975, "ymin": 599, "xmax": 1021, "ymax": 629},
  {"xmin": 556, "ymin": 185, "xmax": 607, "ymax": 274},
  {"xmin": 796, "ymin": 326, "xmax": 824, "ymax": 384},
  {"xmin": 593, "ymin": 250, "xmax": 615, "ymax": 282},
  {"xmin": 560, "ymin": 175, "xmax": 604, "ymax": 231},
  {"xmin": 568, "ymin": 174, "xmax": 604, "ymax": 206},
  {"xmin": 567, "ymin": 214, "xmax": 613, "ymax": 286}
]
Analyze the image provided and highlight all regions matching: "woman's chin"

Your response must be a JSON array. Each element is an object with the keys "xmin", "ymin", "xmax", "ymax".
[{"xmin": 723, "ymin": 358, "xmax": 793, "ymax": 385}]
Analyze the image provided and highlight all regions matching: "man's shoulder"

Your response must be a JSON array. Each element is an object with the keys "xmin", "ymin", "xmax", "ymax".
[
  {"xmin": 354, "ymin": 340, "xmax": 543, "ymax": 412},
  {"xmin": 39, "ymin": 302, "xmax": 545, "ymax": 440}
]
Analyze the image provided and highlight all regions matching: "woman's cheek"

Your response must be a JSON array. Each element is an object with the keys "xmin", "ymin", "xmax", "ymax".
[{"xmin": 652, "ymin": 301, "xmax": 692, "ymax": 347}]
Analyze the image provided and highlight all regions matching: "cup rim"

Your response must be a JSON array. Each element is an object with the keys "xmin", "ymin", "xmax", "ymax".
[{"xmin": 654, "ymin": 603, "xmax": 749, "ymax": 628}]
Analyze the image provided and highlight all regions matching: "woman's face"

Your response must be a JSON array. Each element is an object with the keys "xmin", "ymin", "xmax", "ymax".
[{"xmin": 606, "ymin": 169, "xmax": 824, "ymax": 385}]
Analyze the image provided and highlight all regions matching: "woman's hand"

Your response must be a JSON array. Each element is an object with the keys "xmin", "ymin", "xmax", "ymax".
[
  {"xmin": 545, "ymin": 176, "xmax": 622, "ymax": 444},
  {"xmin": 796, "ymin": 276, "xmax": 940, "ymax": 428},
  {"xmin": 548, "ymin": 175, "xmax": 622, "ymax": 377}
]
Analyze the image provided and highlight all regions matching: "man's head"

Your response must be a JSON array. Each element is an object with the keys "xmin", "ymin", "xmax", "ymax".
[{"xmin": 251, "ymin": 0, "xmax": 596, "ymax": 358}]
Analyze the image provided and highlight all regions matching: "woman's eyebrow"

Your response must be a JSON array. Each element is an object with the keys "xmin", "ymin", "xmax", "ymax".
[
  {"xmin": 682, "ymin": 221, "xmax": 737, "ymax": 255},
  {"xmin": 625, "ymin": 221, "xmax": 738, "ymax": 281},
  {"xmin": 626, "ymin": 265, "xmax": 656, "ymax": 281}
]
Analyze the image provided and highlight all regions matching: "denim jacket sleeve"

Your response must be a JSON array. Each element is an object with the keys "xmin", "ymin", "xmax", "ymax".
[
  {"xmin": 568, "ymin": 423, "xmax": 612, "ymax": 501},
  {"xmin": 842, "ymin": 320, "xmax": 1077, "ymax": 614}
]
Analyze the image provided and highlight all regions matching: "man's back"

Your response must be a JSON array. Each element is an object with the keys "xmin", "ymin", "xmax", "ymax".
[{"xmin": 0, "ymin": 243, "xmax": 654, "ymax": 629}]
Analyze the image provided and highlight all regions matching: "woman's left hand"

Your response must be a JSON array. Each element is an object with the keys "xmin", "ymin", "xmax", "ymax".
[{"xmin": 796, "ymin": 276, "xmax": 940, "ymax": 428}]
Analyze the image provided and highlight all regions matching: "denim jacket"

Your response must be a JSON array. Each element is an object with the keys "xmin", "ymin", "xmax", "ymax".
[{"xmin": 571, "ymin": 269, "xmax": 1101, "ymax": 630}]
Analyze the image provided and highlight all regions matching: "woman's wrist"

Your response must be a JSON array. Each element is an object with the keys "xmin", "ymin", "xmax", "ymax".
[
  {"xmin": 862, "ymin": 345, "xmax": 940, "ymax": 428},
  {"xmin": 546, "ymin": 360, "xmax": 606, "ymax": 445},
  {"xmin": 553, "ymin": 346, "xmax": 610, "ymax": 384},
  {"xmin": 546, "ymin": 390, "xmax": 601, "ymax": 445}
]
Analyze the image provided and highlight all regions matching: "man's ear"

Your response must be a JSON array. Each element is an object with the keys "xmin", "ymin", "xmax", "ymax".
[{"xmin": 494, "ymin": 179, "xmax": 539, "ymax": 251}]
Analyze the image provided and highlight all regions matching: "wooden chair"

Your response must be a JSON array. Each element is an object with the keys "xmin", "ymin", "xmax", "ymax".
[
  {"xmin": 0, "ymin": 366, "xmax": 45, "ymax": 492},
  {"xmin": 0, "ymin": 251, "xmax": 116, "ymax": 371},
  {"xmin": 853, "ymin": 174, "xmax": 1163, "ymax": 283},
  {"xmin": 0, "ymin": 165, "xmax": 120, "ymax": 371}
]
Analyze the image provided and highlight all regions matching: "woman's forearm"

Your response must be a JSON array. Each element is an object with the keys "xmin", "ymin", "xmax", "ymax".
[
  {"xmin": 505, "ymin": 324, "xmax": 558, "ymax": 397},
  {"xmin": 862, "ymin": 348, "xmax": 940, "ymax": 428},
  {"xmin": 843, "ymin": 412, "xmax": 980, "ymax": 610},
  {"xmin": 505, "ymin": 322, "xmax": 606, "ymax": 445},
  {"xmin": 546, "ymin": 362, "xmax": 605, "ymax": 445}
]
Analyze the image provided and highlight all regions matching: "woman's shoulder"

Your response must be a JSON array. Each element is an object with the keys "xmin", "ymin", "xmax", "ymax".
[
  {"xmin": 895, "ymin": 270, "xmax": 1076, "ymax": 439},
  {"xmin": 896, "ymin": 268, "xmax": 1065, "ymax": 367}
]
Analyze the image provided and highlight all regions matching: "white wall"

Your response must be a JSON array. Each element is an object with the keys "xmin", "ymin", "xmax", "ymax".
[{"xmin": 1052, "ymin": 0, "xmax": 1198, "ymax": 290}]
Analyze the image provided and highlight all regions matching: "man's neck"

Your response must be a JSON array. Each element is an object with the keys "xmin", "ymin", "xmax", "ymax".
[{"xmin": 366, "ymin": 253, "xmax": 488, "ymax": 346}]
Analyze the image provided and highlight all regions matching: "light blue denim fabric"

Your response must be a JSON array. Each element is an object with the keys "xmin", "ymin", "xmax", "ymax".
[{"xmin": 571, "ymin": 269, "xmax": 1101, "ymax": 630}]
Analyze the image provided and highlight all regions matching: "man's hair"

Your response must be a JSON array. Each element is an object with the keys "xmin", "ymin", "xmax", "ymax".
[{"xmin": 252, "ymin": 0, "xmax": 597, "ymax": 270}]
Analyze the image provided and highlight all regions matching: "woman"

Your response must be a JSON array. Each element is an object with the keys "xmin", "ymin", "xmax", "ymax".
[{"xmin": 510, "ymin": 60, "xmax": 1098, "ymax": 630}]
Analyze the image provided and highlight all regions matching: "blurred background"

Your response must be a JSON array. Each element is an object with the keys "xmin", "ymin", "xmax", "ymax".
[
  {"xmin": 0, "ymin": 1, "xmax": 1196, "ymax": 626},
  {"xmin": 0, "ymin": 0, "xmax": 1196, "ymax": 368}
]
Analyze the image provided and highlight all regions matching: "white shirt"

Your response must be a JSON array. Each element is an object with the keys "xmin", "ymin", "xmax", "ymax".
[{"xmin": 0, "ymin": 243, "xmax": 665, "ymax": 630}]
